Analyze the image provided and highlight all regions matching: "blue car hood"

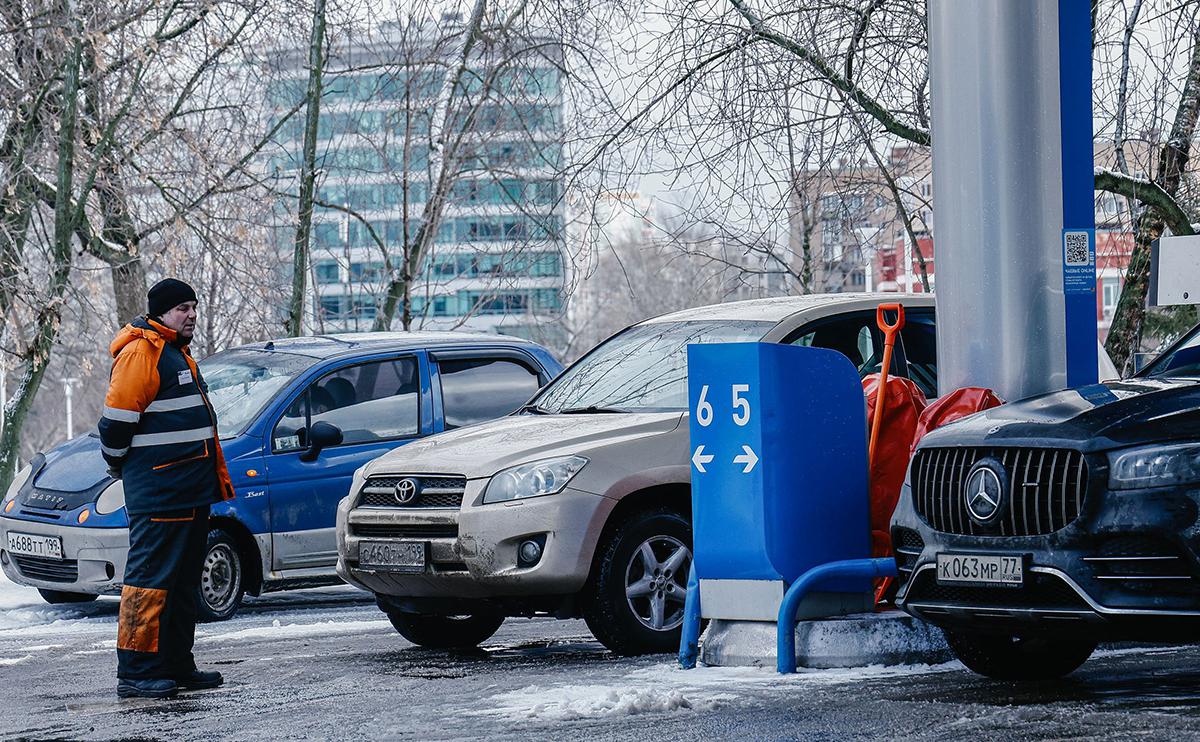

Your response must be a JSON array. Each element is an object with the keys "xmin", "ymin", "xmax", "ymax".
[{"xmin": 34, "ymin": 434, "xmax": 110, "ymax": 493}]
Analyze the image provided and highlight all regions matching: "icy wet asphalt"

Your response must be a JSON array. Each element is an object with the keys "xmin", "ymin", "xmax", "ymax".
[{"xmin": 3, "ymin": 583, "xmax": 1200, "ymax": 740}]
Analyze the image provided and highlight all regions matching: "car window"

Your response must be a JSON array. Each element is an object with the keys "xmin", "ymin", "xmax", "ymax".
[
  {"xmin": 787, "ymin": 314, "xmax": 882, "ymax": 377},
  {"xmin": 1141, "ymin": 324, "xmax": 1200, "ymax": 378},
  {"xmin": 201, "ymin": 350, "xmax": 317, "ymax": 439},
  {"xmin": 900, "ymin": 312, "xmax": 937, "ymax": 398},
  {"xmin": 439, "ymin": 358, "xmax": 541, "ymax": 430},
  {"xmin": 533, "ymin": 320, "xmax": 775, "ymax": 413},
  {"xmin": 272, "ymin": 357, "xmax": 420, "ymax": 452}
]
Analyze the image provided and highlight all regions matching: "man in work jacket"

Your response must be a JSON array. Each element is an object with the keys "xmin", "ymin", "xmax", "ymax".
[{"xmin": 98, "ymin": 278, "xmax": 235, "ymax": 699}]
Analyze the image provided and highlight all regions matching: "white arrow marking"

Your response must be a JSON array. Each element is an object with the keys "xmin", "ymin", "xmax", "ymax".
[
  {"xmin": 733, "ymin": 445, "xmax": 759, "ymax": 474},
  {"xmin": 692, "ymin": 445, "xmax": 715, "ymax": 473}
]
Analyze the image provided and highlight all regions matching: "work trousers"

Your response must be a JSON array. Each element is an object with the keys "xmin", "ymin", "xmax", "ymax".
[{"xmin": 116, "ymin": 505, "xmax": 210, "ymax": 680}]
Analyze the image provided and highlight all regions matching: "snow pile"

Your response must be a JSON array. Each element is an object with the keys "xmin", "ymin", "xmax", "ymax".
[
  {"xmin": 483, "ymin": 684, "xmax": 705, "ymax": 721},
  {"xmin": 197, "ymin": 618, "xmax": 391, "ymax": 643},
  {"xmin": 0, "ymin": 571, "xmax": 38, "ymax": 612},
  {"xmin": 0, "ymin": 572, "xmax": 117, "ymax": 633},
  {"xmin": 474, "ymin": 661, "xmax": 960, "ymax": 722}
]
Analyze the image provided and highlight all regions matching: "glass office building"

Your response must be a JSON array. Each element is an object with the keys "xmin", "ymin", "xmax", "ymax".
[{"xmin": 263, "ymin": 23, "xmax": 567, "ymax": 346}]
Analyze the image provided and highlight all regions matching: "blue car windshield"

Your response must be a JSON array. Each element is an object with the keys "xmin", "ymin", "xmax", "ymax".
[
  {"xmin": 1141, "ymin": 326, "xmax": 1200, "ymax": 379},
  {"xmin": 533, "ymin": 320, "xmax": 774, "ymax": 413},
  {"xmin": 201, "ymin": 349, "xmax": 317, "ymax": 438}
]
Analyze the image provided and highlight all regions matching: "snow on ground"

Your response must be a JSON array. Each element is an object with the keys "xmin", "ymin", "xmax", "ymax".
[
  {"xmin": 0, "ymin": 571, "xmax": 118, "ymax": 633},
  {"xmin": 472, "ymin": 660, "xmax": 962, "ymax": 721},
  {"xmin": 196, "ymin": 617, "xmax": 391, "ymax": 643},
  {"xmin": 0, "ymin": 571, "xmax": 39, "ymax": 611}
]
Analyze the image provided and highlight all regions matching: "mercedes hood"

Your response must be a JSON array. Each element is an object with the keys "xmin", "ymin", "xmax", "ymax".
[{"xmin": 919, "ymin": 378, "xmax": 1200, "ymax": 452}]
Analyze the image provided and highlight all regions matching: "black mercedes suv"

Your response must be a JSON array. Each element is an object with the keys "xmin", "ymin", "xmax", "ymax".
[{"xmin": 892, "ymin": 327, "xmax": 1200, "ymax": 680}]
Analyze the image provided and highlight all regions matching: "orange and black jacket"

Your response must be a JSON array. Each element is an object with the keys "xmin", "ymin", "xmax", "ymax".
[{"xmin": 98, "ymin": 316, "xmax": 235, "ymax": 515}]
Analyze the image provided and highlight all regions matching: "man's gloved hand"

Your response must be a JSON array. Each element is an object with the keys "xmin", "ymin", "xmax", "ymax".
[{"xmin": 106, "ymin": 466, "xmax": 122, "ymax": 480}]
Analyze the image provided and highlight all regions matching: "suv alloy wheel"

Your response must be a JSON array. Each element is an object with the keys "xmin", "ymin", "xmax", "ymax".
[{"xmin": 583, "ymin": 507, "xmax": 692, "ymax": 656}]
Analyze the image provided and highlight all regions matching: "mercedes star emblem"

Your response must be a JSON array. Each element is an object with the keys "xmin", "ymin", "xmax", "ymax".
[
  {"xmin": 394, "ymin": 478, "xmax": 419, "ymax": 505},
  {"xmin": 964, "ymin": 462, "xmax": 1004, "ymax": 524}
]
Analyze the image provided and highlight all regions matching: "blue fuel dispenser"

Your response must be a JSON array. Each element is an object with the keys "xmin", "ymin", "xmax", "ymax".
[{"xmin": 679, "ymin": 342, "xmax": 897, "ymax": 672}]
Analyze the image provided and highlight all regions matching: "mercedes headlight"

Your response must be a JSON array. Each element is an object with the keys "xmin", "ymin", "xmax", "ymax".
[
  {"xmin": 95, "ymin": 479, "xmax": 126, "ymax": 514},
  {"xmin": 483, "ymin": 456, "xmax": 588, "ymax": 504},
  {"xmin": 1108, "ymin": 442, "xmax": 1200, "ymax": 489},
  {"xmin": 3, "ymin": 464, "xmax": 32, "ymax": 503}
]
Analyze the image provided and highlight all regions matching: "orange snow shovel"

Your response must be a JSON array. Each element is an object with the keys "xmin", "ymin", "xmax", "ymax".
[{"xmin": 868, "ymin": 303, "xmax": 905, "ymax": 468}]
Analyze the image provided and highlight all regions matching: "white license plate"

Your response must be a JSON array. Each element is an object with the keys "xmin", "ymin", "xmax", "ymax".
[
  {"xmin": 359, "ymin": 540, "xmax": 425, "ymax": 573},
  {"xmin": 6, "ymin": 531, "xmax": 63, "ymax": 560},
  {"xmin": 936, "ymin": 553, "xmax": 1023, "ymax": 587}
]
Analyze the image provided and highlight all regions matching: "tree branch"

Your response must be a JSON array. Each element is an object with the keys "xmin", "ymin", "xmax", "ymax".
[
  {"xmin": 727, "ymin": 0, "xmax": 929, "ymax": 146},
  {"xmin": 1095, "ymin": 168, "xmax": 1194, "ymax": 235}
]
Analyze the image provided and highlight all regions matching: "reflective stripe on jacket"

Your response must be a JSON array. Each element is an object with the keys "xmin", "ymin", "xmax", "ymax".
[{"xmin": 99, "ymin": 317, "xmax": 234, "ymax": 515}]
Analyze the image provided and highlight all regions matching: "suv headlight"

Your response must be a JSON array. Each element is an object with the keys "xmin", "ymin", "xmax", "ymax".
[
  {"xmin": 95, "ymin": 479, "xmax": 125, "ymax": 515},
  {"xmin": 1108, "ymin": 442, "xmax": 1200, "ymax": 489},
  {"xmin": 483, "ymin": 456, "xmax": 588, "ymax": 504},
  {"xmin": 3, "ymin": 464, "xmax": 32, "ymax": 504}
]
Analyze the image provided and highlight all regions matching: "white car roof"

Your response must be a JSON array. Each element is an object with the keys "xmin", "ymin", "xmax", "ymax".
[{"xmin": 638, "ymin": 293, "xmax": 936, "ymax": 326}]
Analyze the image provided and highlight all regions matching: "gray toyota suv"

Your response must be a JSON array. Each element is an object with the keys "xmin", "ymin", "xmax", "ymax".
[{"xmin": 336, "ymin": 294, "xmax": 937, "ymax": 654}]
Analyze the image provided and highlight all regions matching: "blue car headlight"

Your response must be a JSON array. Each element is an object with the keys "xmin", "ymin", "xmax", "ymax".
[
  {"xmin": 483, "ymin": 456, "xmax": 588, "ymax": 504},
  {"xmin": 1108, "ymin": 442, "xmax": 1200, "ymax": 489},
  {"xmin": 3, "ymin": 464, "xmax": 32, "ymax": 505},
  {"xmin": 95, "ymin": 480, "xmax": 125, "ymax": 515}
]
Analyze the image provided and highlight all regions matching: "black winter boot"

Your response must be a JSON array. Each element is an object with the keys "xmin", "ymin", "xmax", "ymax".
[
  {"xmin": 117, "ymin": 678, "xmax": 179, "ymax": 699},
  {"xmin": 174, "ymin": 669, "xmax": 223, "ymax": 690}
]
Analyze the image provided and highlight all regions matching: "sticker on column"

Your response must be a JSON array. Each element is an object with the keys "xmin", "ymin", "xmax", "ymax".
[{"xmin": 1062, "ymin": 229, "xmax": 1095, "ymax": 295}]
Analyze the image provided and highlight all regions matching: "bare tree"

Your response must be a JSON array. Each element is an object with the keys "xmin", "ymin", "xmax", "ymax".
[{"xmin": 563, "ymin": 0, "xmax": 1200, "ymax": 372}]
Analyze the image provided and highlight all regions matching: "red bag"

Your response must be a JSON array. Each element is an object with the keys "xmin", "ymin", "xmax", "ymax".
[
  {"xmin": 910, "ymin": 387, "xmax": 1005, "ymax": 457},
  {"xmin": 862, "ymin": 381, "xmax": 1004, "ymax": 606},
  {"xmin": 862, "ymin": 375, "xmax": 928, "ymax": 561}
]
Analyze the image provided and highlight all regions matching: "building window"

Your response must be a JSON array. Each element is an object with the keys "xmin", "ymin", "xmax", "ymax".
[
  {"xmin": 1102, "ymin": 277, "xmax": 1120, "ymax": 312},
  {"xmin": 352, "ymin": 297, "xmax": 377, "ymax": 320},
  {"xmin": 315, "ymin": 261, "xmax": 340, "ymax": 284},
  {"xmin": 318, "ymin": 295, "xmax": 346, "ymax": 318},
  {"xmin": 822, "ymin": 220, "xmax": 839, "ymax": 246},
  {"xmin": 350, "ymin": 262, "xmax": 384, "ymax": 283}
]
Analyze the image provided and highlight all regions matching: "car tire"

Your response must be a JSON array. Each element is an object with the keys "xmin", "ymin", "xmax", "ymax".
[
  {"xmin": 582, "ymin": 507, "xmax": 692, "ymax": 656},
  {"xmin": 196, "ymin": 529, "xmax": 245, "ymax": 622},
  {"xmin": 945, "ymin": 629, "xmax": 1096, "ymax": 680},
  {"xmin": 386, "ymin": 611, "xmax": 505, "ymax": 649},
  {"xmin": 37, "ymin": 589, "xmax": 98, "ymax": 604}
]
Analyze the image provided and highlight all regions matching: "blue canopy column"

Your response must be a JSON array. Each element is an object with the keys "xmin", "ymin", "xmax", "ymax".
[{"xmin": 929, "ymin": 0, "xmax": 1098, "ymax": 398}]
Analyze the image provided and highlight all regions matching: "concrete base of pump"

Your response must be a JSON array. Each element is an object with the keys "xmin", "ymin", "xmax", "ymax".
[{"xmin": 699, "ymin": 610, "xmax": 952, "ymax": 669}]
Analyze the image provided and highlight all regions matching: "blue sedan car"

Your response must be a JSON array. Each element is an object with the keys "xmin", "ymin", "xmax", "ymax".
[{"xmin": 0, "ymin": 332, "xmax": 561, "ymax": 619}]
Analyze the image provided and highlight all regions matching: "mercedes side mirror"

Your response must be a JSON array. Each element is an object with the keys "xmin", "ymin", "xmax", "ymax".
[{"xmin": 300, "ymin": 421, "xmax": 343, "ymax": 462}]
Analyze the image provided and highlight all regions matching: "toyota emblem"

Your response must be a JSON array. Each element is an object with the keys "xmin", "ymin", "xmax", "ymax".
[
  {"xmin": 964, "ymin": 460, "xmax": 1006, "ymax": 524},
  {"xmin": 394, "ymin": 478, "xmax": 419, "ymax": 505}
]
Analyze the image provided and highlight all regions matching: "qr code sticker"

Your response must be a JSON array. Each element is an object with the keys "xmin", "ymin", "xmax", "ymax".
[{"xmin": 1064, "ymin": 231, "xmax": 1090, "ymax": 266}]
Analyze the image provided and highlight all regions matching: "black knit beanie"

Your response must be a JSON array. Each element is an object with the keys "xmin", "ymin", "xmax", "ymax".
[{"xmin": 148, "ymin": 278, "xmax": 198, "ymax": 318}]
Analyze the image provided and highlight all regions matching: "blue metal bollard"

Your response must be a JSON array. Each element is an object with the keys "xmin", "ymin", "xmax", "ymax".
[
  {"xmin": 678, "ymin": 563, "xmax": 702, "ymax": 669},
  {"xmin": 776, "ymin": 557, "xmax": 898, "ymax": 674}
]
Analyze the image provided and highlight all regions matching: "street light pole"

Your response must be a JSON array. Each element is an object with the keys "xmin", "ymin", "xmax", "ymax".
[{"xmin": 62, "ymin": 377, "xmax": 79, "ymax": 440}]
